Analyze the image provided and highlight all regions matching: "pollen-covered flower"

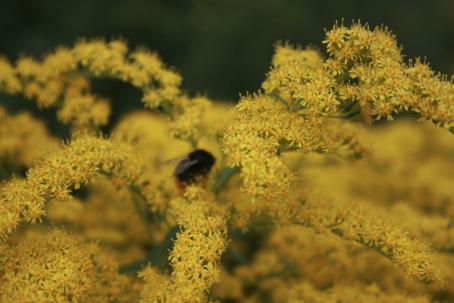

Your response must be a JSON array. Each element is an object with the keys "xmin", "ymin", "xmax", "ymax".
[
  {"xmin": 0, "ymin": 135, "xmax": 140, "ymax": 240},
  {"xmin": 0, "ymin": 229, "xmax": 132, "ymax": 303},
  {"xmin": 323, "ymin": 23, "xmax": 453, "ymax": 128},
  {"xmin": 1, "ymin": 39, "xmax": 188, "ymax": 135},
  {"xmin": 263, "ymin": 45, "xmax": 339, "ymax": 116},
  {"xmin": 222, "ymin": 94, "xmax": 367, "ymax": 201}
]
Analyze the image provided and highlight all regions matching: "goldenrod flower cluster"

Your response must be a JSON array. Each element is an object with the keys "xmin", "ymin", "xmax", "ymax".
[
  {"xmin": 0, "ymin": 229, "xmax": 135, "ymax": 302},
  {"xmin": 323, "ymin": 23, "xmax": 453, "ymax": 127},
  {"xmin": 140, "ymin": 186, "xmax": 227, "ymax": 303},
  {"xmin": 0, "ymin": 22, "xmax": 453, "ymax": 303},
  {"xmin": 263, "ymin": 22, "xmax": 453, "ymax": 128},
  {"xmin": 0, "ymin": 39, "xmax": 206, "ymax": 138}
]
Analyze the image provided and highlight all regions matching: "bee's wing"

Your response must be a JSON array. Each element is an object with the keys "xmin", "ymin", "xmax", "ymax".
[
  {"xmin": 173, "ymin": 159, "xmax": 198, "ymax": 176},
  {"xmin": 163, "ymin": 156, "xmax": 187, "ymax": 165}
]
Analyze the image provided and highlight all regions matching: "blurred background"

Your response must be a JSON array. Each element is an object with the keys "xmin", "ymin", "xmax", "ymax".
[{"xmin": 1, "ymin": 0, "xmax": 454, "ymax": 132}]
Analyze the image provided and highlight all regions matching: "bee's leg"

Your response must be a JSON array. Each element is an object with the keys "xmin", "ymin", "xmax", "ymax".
[{"xmin": 175, "ymin": 179, "xmax": 186, "ymax": 193}]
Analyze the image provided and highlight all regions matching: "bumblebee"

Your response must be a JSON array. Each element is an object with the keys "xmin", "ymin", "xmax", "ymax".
[{"xmin": 173, "ymin": 149, "xmax": 216, "ymax": 190}]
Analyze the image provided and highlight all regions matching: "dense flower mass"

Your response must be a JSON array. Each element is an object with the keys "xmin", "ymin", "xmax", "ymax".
[{"xmin": 0, "ymin": 22, "xmax": 453, "ymax": 302}]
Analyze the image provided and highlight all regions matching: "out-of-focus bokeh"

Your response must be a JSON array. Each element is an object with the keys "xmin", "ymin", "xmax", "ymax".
[{"xmin": 1, "ymin": 0, "xmax": 453, "ymax": 132}]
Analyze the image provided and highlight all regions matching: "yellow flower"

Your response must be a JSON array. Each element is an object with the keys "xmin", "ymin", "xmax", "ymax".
[
  {"xmin": 139, "ymin": 186, "xmax": 227, "ymax": 303},
  {"xmin": 0, "ymin": 57, "xmax": 21, "ymax": 93},
  {"xmin": 0, "ymin": 229, "xmax": 132, "ymax": 303},
  {"xmin": 0, "ymin": 135, "xmax": 140, "ymax": 240}
]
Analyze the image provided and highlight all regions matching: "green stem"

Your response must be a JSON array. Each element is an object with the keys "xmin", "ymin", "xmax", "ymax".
[
  {"xmin": 188, "ymin": 135, "xmax": 198, "ymax": 149},
  {"xmin": 118, "ymin": 226, "xmax": 180, "ymax": 274},
  {"xmin": 211, "ymin": 166, "xmax": 240, "ymax": 194},
  {"xmin": 159, "ymin": 100, "xmax": 174, "ymax": 120},
  {"xmin": 129, "ymin": 185, "xmax": 154, "ymax": 222}
]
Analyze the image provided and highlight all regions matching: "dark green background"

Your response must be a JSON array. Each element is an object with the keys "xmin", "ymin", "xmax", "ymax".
[{"xmin": 1, "ymin": 0, "xmax": 453, "ymax": 132}]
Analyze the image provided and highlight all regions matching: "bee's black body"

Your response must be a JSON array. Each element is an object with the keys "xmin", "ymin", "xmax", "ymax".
[{"xmin": 173, "ymin": 149, "xmax": 215, "ymax": 185}]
